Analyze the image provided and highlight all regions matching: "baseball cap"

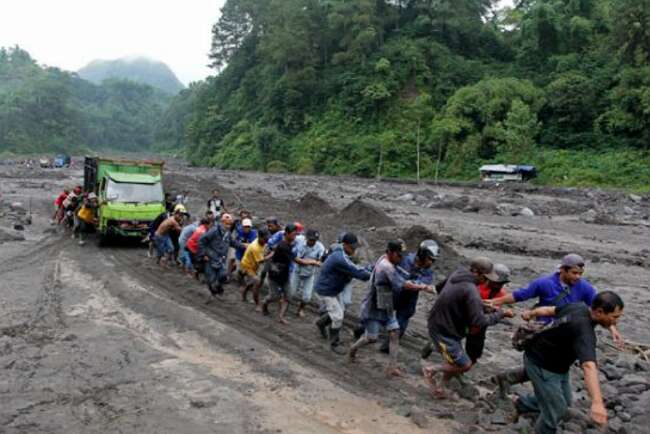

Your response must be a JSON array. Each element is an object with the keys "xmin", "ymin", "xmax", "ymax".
[
  {"xmin": 285, "ymin": 223, "xmax": 298, "ymax": 233},
  {"xmin": 341, "ymin": 232, "xmax": 359, "ymax": 248},
  {"xmin": 266, "ymin": 216, "xmax": 279, "ymax": 225},
  {"xmin": 487, "ymin": 263, "xmax": 510, "ymax": 283},
  {"xmin": 306, "ymin": 229, "xmax": 320, "ymax": 241},
  {"xmin": 87, "ymin": 192, "xmax": 97, "ymax": 200},
  {"xmin": 470, "ymin": 256, "xmax": 499, "ymax": 281},
  {"xmin": 387, "ymin": 240, "xmax": 406, "ymax": 253},
  {"xmin": 242, "ymin": 218, "xmax": 252, "ymax": 227},
  {"xmin": 561, "ymin": 253, "xmax": 585, "ymax": 269},
  {"xmin": 294, "ymin": 222, "xmax": 304, "ymax": 234},
  {"xmin": 174, "ymin": 204, "xmax": 187, "ymax": 214}
]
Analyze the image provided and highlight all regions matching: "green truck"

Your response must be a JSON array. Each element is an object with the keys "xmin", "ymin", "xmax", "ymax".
[{"xmin": 84, "ymin": 157, "xmax": 166, "ymax": 244}]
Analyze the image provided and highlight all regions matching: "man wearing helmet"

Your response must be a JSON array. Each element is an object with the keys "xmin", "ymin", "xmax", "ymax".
[
  {"xmin": 377, "ymin": 239, "xmax": 439, "ymax": 354},
  {"xmin": 198, "ymin": 213, "xmax": 236, "ymax": 297},
  {"xmin": 154, "ymin": 210, "xmax": 185, "ymax": 267}
]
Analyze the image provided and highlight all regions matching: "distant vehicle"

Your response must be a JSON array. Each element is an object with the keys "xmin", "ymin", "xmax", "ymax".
[
  {"xmin": 480, "ymin": 164, "xmax": 537, "ymax": 183},
  {"xmin": 53, "ymin": 154, "xmax": 71, "ymax": 168},
  {"xmin": 39, "ymin": 158, "xmax": 51, "ymax": 168},
  {"xmin": 84, "ymin": 156, "xmax": 166, "ymax": 245}
]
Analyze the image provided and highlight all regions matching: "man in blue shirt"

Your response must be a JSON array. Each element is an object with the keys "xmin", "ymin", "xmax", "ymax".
[
  {"xmin": 294, "ymin": 229, "xmax": 326, "ymax": 318},
  {"xmin": 378, "ymin": 240, "xmax": 437, "ymax": 354},
  {"xmin": 489, "ymin": 253, "xmax": 624, "ymax": 396},
  {"xmin": 314, "ymin": 233, "xmax": 371, "ymax": 354},
  {"xmin": 233, "ymin": 218, "xmax": 257, "ymax": 267},
  {"xmin": 348, "ymin": 241, "xmax": 433, "ymax": 376}
]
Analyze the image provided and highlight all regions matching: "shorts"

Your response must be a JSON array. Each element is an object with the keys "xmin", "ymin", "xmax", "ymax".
[
  {"xmin": 268, "ymin": 278, "xmax": 292, "ymax": 297},
  {"xmin": 430, "ymin": 332, "xmax": 471, "ymax": 368},
  {"xmin": 154, "ymin": 234, "xmax": 173, "ymax": 258},
  {"xmin": 239, "ymin": 270, "xmax": 260, "ymax": 287},
  {"xmin": 365, "ymin": 315, "xmax": 400, "ymax": 340}
]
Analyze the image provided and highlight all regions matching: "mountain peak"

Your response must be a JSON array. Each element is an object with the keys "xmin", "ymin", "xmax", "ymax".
[{"xmin": 78, "ymin": 56, "xmax": 184, "ymax": 94}]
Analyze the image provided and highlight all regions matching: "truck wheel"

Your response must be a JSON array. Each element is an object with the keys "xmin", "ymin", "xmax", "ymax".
[{"xmin": 97, "ymin": 233, "xmax": 110, "ymax": 247}]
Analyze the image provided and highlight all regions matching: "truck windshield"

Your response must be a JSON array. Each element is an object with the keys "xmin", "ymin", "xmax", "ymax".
[{"xmin": 106, "ymin": 179, "xmax": 163, "ymax": 203}]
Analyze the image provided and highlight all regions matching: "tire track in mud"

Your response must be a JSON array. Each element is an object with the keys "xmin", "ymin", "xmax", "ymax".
[
  {"xmin": 104, "ymin": 246, "xmax": 474, "ymax": 423},
  {"xmin": 0, "ymin": 234, "xmax": 60, "ymax": 274}
]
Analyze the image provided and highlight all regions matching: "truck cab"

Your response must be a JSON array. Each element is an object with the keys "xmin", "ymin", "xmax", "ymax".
[{"xmin": 84, "ymin": 157, "xmax": 166, "ymax": 243}]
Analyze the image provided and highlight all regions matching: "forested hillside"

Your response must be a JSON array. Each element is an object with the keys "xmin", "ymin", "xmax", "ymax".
[
  {"xmin": 158, "ymin": 0, "xmax": 650, "ymax": 190},
  {"xmin": 78, "ymin": 57, "xmax": 185, "ymax": 95},
  {"xmin": 0, "ymin": 47, "xmax": 171, "ymax": 154}
]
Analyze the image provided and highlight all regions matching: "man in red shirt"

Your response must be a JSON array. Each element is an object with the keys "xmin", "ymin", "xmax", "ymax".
[
  {"xmin": 466, "ymin": 263, "xmax": 510, "ymax": 364},
  {"xmin": 187, "ymin": 218, "xmax": 213, "ymax": 278},
  {"xmin": 51, "ymin": 188, "xmax": 69, "ymax": 224}
]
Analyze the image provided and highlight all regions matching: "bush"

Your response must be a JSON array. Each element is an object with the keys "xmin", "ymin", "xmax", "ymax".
[{"xmin": 266, "ymin": 160, "xmax": 288, "ymax": 173}]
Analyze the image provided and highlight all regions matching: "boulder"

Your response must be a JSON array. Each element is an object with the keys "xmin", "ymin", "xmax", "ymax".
[
  {"xmin": 629, "ymin": 194, "xmax": 643, "ymax": 204},
  {"xmin": 396, "ymin": 193, "xmax": 414, "ymax": 202},
  {"xmin": 518, "ymin": 207, "xmax": 535, "ymax": 217}
]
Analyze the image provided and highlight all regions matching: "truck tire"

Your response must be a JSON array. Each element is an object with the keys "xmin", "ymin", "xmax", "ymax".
[{"xmin": 97, "ymin": 232, "xmax": 110, "ymax": 247}]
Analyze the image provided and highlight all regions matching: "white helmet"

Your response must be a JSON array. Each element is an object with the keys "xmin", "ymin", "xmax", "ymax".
[{"xmin": 418, "ymin": 239, "xmax": 440, "ymax": 260}]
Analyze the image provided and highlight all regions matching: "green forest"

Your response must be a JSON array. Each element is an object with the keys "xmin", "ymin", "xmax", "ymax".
[
  {"xmin": 0, "ymin": 46, "xmax": 171, "ymax": 154},
  {"xmin": 156, "ymin": 0, "xmax": 650, "ymax": 190}
]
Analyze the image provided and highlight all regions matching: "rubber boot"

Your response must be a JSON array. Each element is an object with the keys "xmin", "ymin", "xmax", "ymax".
[
  {"xmin": 352, "ymin": 323, "xmax": 365, "ymax": 340},
  {"xmin": 493, "ymin": 367, "xmax": 528, "ymax": 398},
  {"xmin": 315, "ymin": 314, "xmax": 331, "ymax": 339},
  {"xmin": 379, "ymin": 335, "xmax": 390, "ymax": 354},
  {"xmin": 329, "ymin": 328, "xmax": 346, "ymax": 355},
  {"xmin": 421, "ymin": 341, "xmax": 434, "ymax": 359}
]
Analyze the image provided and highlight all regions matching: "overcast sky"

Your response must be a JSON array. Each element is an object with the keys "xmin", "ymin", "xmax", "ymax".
[{"xmin": 1, "ymin": 0, "xmax": 513, "ymax": 86}]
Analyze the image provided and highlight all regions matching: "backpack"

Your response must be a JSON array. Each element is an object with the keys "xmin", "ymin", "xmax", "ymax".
[{"xmin": 512, "ymin": 287, "xmax": 575, "ymax": 351}]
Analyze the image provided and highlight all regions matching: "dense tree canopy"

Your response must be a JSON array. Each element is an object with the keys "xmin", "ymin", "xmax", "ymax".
[
  {"xmin": 0, "ymin": 46, "xmax": 171, "ymax": 154},
  {"xmin": 157, "ymin": 0, "xmax": 649, "ymax": 186}
]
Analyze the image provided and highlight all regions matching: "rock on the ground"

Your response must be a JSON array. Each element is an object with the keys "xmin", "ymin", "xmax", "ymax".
[
  {"xmin": 409, "ymin": 407, "xmax": 429, "ymax": 429},
  {"xmin": 396, "ymin": 193, "xmax": 414, "ymax": 202},
  {"xmin": 629, "ymin": 194, "xmax": 643, "ymax": 204},
  {"xmin": 518, "ymin": 207, "xmax": 535, "ymax": 217},
  {"xmin": 0, "ymin": 228, "xmax": 25, "ymax": 242}
]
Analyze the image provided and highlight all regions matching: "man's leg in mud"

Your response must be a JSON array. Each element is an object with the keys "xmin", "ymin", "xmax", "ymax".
[
  {"xmin": 422, "ymin": 334, "xmax": 473, "ymax": 398},
  {"xmin": 380, "ymin": 314, "xmax": 409, "ymax": 354},
  {"xmin": 493, "ymin": 367, "xmax": 529, "ymax": 398},
  {"xmin": 262, "ymin": 279, "xmax": 281, "ymax": 315},
  {"xmin": 347, "ymin": 333, "xmax": 375, "ymax": 363},
  {"xmin": 278, "ymin": 296, "xmax": 289, "ymax": 324},
  {"xmin": 387, "ymin": 329, "xmax": 401, "ymax": 376}
]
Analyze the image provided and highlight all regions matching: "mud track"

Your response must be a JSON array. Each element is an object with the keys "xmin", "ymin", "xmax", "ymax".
[{"xmin": 103, "ymin": 245, "xmax": 461, "ymax": 418}]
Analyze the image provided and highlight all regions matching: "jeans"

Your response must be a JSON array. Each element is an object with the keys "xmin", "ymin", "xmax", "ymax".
[
  {"xmin": 179, "ymin": 248, "xmax": 193, "ymax": 270},
  {"xmin": 518, "ymin": 355, "xmax": 572, "ymax": 434},
  {"xmin": 205, "ymin": 261, "xmax": 227, "ymax": 289},
  {"xmin": 295, "ymin": 274, "xmax": 316, "ymax": 303}
]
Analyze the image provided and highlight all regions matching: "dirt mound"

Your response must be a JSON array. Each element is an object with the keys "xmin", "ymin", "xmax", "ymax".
[
  {"xmin": 399, "ymin": 225, "xmax": 464, "ymax": 275},
  {"xmin": 337, "ymin": 199, "xmax": 395, "ymax": 228},
  {"xmin": 296, "ymin": 192, "xmax": 336, "ymax": 214}
]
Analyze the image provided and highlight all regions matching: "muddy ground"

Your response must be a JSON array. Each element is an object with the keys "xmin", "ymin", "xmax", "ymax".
[{"xmin": 1, "ymin": 159, "xmax": 649, "ymax": 434}]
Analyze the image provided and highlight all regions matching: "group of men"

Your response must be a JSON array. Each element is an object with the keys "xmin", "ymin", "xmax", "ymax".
[
  {"xmin": 51, "ymin": 186, "xmax": 98, "ymax": 245},
  {"xmin": 59, "ymin": 187, "xmax": 625, "ymax": 434}
]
